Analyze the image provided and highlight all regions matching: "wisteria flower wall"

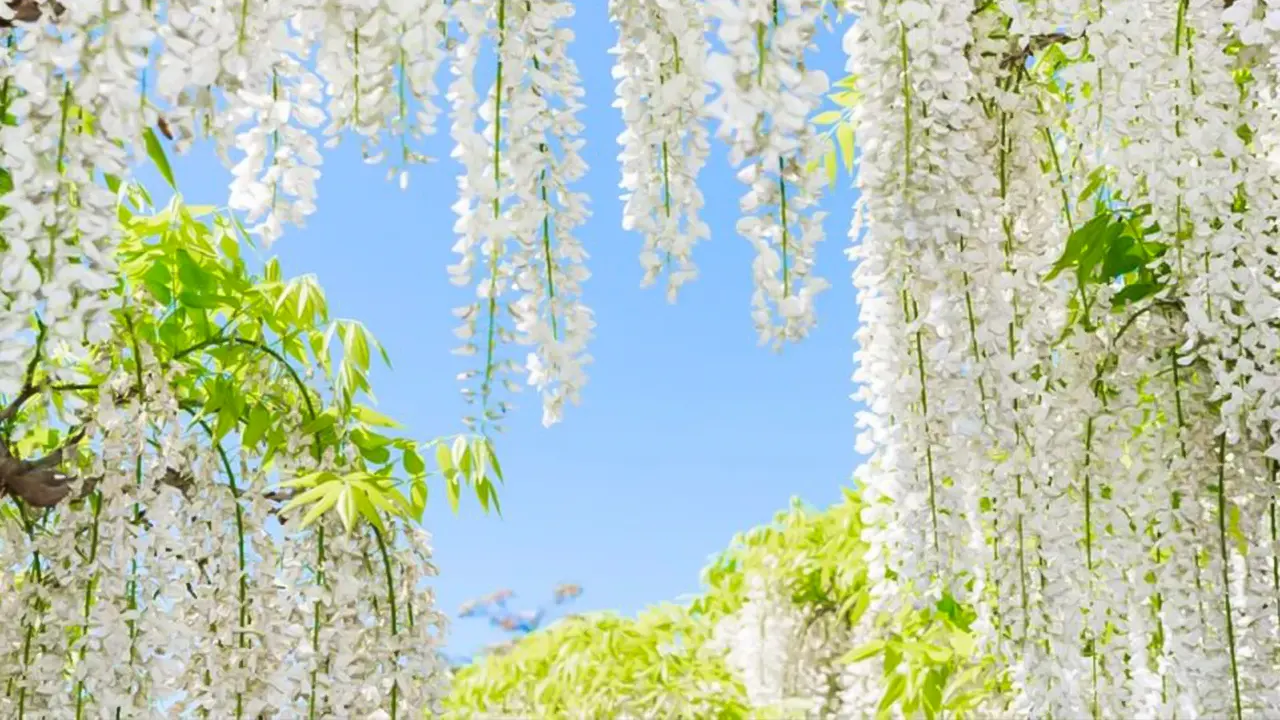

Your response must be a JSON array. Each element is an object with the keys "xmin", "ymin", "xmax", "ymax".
[
  {"xmin": 847, "ymin": 0, "xmax": 1280, "ymax": 716},
  {"xmin": 6, "ymin": 0, "xmax": 1280, "ymax": 714}
]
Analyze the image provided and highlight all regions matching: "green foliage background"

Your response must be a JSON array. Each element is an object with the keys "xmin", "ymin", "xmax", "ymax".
[{"xmin": 445, "ymin": 489, "xmax": 1005, "ymax": 719}]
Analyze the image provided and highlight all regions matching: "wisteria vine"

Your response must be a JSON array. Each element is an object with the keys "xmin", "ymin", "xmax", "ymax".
[{"xmin": 5, "ymin": 0, "xmax": 1280, "ymax": 715}]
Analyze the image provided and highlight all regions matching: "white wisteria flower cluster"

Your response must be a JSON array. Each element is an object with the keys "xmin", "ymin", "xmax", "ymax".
[
  {"xmin": 705, "ymin": 0, "xmax": 832, "ymax": 347},
  {"xmin": 609, "ymin": 0, "xmax": 711, "ymax": 303},
  {"xmin": 0, "ymin": 362, "xmax": 448, "ymax": 717},
  {"xmin": 847, "ymin": 0, "xmax": 1280, "ymax": 716}
]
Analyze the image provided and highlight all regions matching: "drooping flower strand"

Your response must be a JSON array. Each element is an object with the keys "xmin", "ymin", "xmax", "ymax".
[
  {"xmin": 448, "ymin": 0, "xmax": 590, "ymax": 432},
  {"xmin": 310, "ymin": 0, "xmax": 450, "ymax": 185},
  {"xmin": 448, "ymin": 0, "xmax": 518, "ymax": 434},
  {"xmin": 0, "ymin": 4, "xmax": 141, "ymax": 394},
  {"xmin": 507, "ymin": 0, "xmax": 593, "ymax": 428},
  {"xmin": 609, "ymin": 0, "xmax": 711, "ymax": 301},
  {"xmin": 845, "ymin": 0, "xmax": 1280, "ymax": 714},
  {"xmin": 706, "ymin": 0, "xmax": 831, "ymax": 347}
]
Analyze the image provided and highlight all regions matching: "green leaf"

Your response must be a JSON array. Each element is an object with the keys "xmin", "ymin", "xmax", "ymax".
[
  {"xmin": 143, "ymin": 127, "xmax": 176, "ymax": 189},
  {"xmin": 837, "ymin": 122, "xmax": 855, "ymax": 171},
  {"xmin": 446, "ymin": 474, "xmax": 461, "ymax": 515},
  {"xmin": 336, "ymin": 485, "xmax": 357, "ymax": 533},
  {"xmin": 1102, "ymin": 235, "xmax": 1143, "ymax": 278},
  {"xmin": 410, "ymin": 478, "xmax": 428, "ymax": 521},
  {"xmin": 436, "ymin": 442, "xmax": 455, "ymax": 474},
  {"xmin": 243, "ymin": 406, "xmax": 270, "ymax": 449},
  {"xmin": 354, "ymin": 404, "xmax": 402, "ymax": 428},
  {"xmin": 218, "ymin": 228, "xmax": 241, "ymax": 265},
  {"xmin": 878, "ymin": 673, "xmax": 907, "ymax": 719},
  {"xmin": 1047, "ymin": 213, "xmax": 1110, "ymax": 282},
  {"xmin": 1229, "ymin": 503, "xmax": 1249, "ymax": 557},
  {"xmin": 359, "ymin": 481, "xmax": 406, "ymax": 520},
  {"xmin": 360, "ymin": 443, "xmax": 390, "ymax": 465},
  {"xmin": 1112, "ymin": 282, "xmax": 1157, "ymax": 307},
  {"xmin": 353, "ymin": 487, "xmax": 386, "ymax": 535},
  {"xmin": 403, "ymin": 446, "xmax": 426, "ymax": 476},
  {"xmin": 454, "ymin": 435, "xmax": 474, "ymax": 477},
  {"xmin": 142, "ymin": 261, "xmax": 173, "ymax": 304},
  {"xmin": 282, "ymin": 483, "xmax": 338, "ymax": 517},
  {"xmin": 482, "ymin": 438, "xmax": 503, "ymax": 483},
  {"xmin": 811, "ymin": 110, "xmax": 843, "ymax": 125},
  {"xmin": 339, "ymin": 319, "xmax": 371, "ymax": 370},
  {"xmin": 922, "ymin": 669, "xmax": 944, "ymax": 715},
  {"xmin": 840, "ymin": 639, "xmax": 885, "ymax": 664},
  {"xmin": 949, "ymin": 631, "xmax": 977, "ymax": 658},
  {"xmin": 486, "ymin": 481, "xmax": 502, "ymax": 517},
  {"xmin": 302, "ymin": 408, "xmax": 338, "ymax": 435},
  {"xmin": 299, "ymin": 485, "xmax": 341, "ymax": 529},
  {"xmin": 1077, "ymin": 167, "xmax": 1106, "ymax": 208},
  {"xmin": 215, "ymin": 401, "xmax": 239, "ymax": 442},
  {"xmin": 350, "ymin": 427, "xmax": 391, "ymax": 451},
  {"xmin": 177, "ymin": 290, "xmax": 218, "ymax": 309}
]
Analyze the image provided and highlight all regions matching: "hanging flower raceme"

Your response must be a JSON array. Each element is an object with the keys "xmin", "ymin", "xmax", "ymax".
[
  {"xmin": 448, "ymin": 0, "xmax": 591, "ymax": 431},
  {"xmin": 0, "ymin": 2, "xmax": 142, "ymax": 395},
  {"xmin": 609, "ymin": 0, "xmax": 711, "ymax": 302},
  {"xmin": 705, "ymin": 0, "xmax": 831, "ymax": 347},
  {"xmin": 845, "ymin": 0, "xmax": 1280, "ymax": 715},
  {"xmin": 506, "ymin": 0, "xmax": 593, "ymax": 428},
  {"xmin": 1, "ymin": 0, "xmax": 458, "ymax": 407},
  {"xmin": 0, "ymin": 187, "xmax": 477, "ymax": 718}
]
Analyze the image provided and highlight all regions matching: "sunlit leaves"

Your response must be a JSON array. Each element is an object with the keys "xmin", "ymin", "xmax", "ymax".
[
  {"xmin": 1046, "ymin": 204, "xmax": 1170, "ymax": 319},
  {"xmin": 839, "ymin": 597, "xmax": 995, "ymax": 720},
  {"xmin": 808, "ymin": 74, "xmax": 859, "ymax": 188},
  {"xmin": 107, "ymin": 186, "xmax": 505, "ymax": 539},
  {"xmin": 449, "ymin": 488, "xmax": 998, "ymax": 718},
  {"xmin": 429, "ymin": 434, "xmax": 503, "ymax": 516},
  {"xmin": 142, "ymin": 126, "xmax": 176, "ymax": 189}
]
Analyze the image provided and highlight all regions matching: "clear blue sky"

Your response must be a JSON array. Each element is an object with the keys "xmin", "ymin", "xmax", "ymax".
[{"xmin": 156, "ymin": 6, "xmax": 859, "ymax": 659}]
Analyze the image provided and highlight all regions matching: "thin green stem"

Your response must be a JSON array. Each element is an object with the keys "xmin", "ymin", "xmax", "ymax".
[
  {"xmin": 998, "ymin": 105, "xmax": 1031, "ymax": 646},
  {"xmin": 72, "ymin": 493, "xmax": 103, "ymax": 720},
  {"xmin": 172, "ymin": 336, "xmax": 317, "ymax": 421},
  {"xmin": 778, "ymin": 157, "xmax": 790, "ymax": 298},
  {"xmin": 1270, "ymin": 450, "xmax": 1280, "ymax": 635},
  {"xmin": 16, "ymin": 543, "xmax": 45, "ymax": 718},
  {"xmin": 237, "ymin": 0, "xmax": 250, "ymax": 52},
  {"xmin": 373, "ymin": 526, "xmax": 399, "ymax": 720},
  {"xmin": 1083, "ymin": 415, "xmax": 1095, "ymax": 573},
  {"xmin": 194, "ymin": 423, "xmax": 248, "ymax": 719},
  {"xmin": 306, "ymin": 526, "xmax": 327, "ymax": 720},
  {"xmin": 899, "ymin": 25, "xmax": 913, "ymax": 193},
  {"xmin": 121, "ymin": 314, "xmax": 146, "ymax": 710},
  {"xmin": 905, "ymin": 294, "xmax": 940, "ymax": 558},
  {"xmin": 1172, "ymin": 0, "xmax": 1190, "ymax": 276},
  {"xmin": 481, "ymin": 0, "xmax": 509, "ymax": 431},
  {"xmin": 957, "ymin": 235, "xmax": 988, "ymax": 420},
  {"xmin": 539, "ymin": 171, "xmax": 559, "ymax": 341},
  {"xmin": 352, "ymin": 31, "xmax": 361, "ymax": 127},
  {"xmin": 1215, "ymin": 433, "xmax": 1243, "ymax": 720}
]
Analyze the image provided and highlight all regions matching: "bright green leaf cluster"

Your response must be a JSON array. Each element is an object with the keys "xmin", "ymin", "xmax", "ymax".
[
  {"xmin": 7, "ymin": 144, "xmax": 503, "ymax": 537},
  {"xmin": 445, "ymin": 488, "xmax": 1004, "ymax": 719},
  {"xmin": 808, "ymin": 75, "xmax": 859, "ymax": 189},
  {"xmin": 1046, "ymin": 204, "xmax": 1170, "ymax": 314}
]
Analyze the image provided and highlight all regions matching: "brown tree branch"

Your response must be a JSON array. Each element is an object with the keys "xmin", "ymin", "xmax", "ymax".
[
  {"xmin": 1002, "ymin": 32, "xmax": 1076, "ymax": 71},
  {"xmin": 0, "ymin": 0, "xmax": 62, "ymax": 28}
]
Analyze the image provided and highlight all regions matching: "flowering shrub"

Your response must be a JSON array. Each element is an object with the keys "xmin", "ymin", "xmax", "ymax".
[
  {"xmin": 446, "ymin": 489, "xmax": 1003, "ymax": 719},
  {"xmin": 0, "ymin": 181, "xmax": 496, "ymax": 717}
]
